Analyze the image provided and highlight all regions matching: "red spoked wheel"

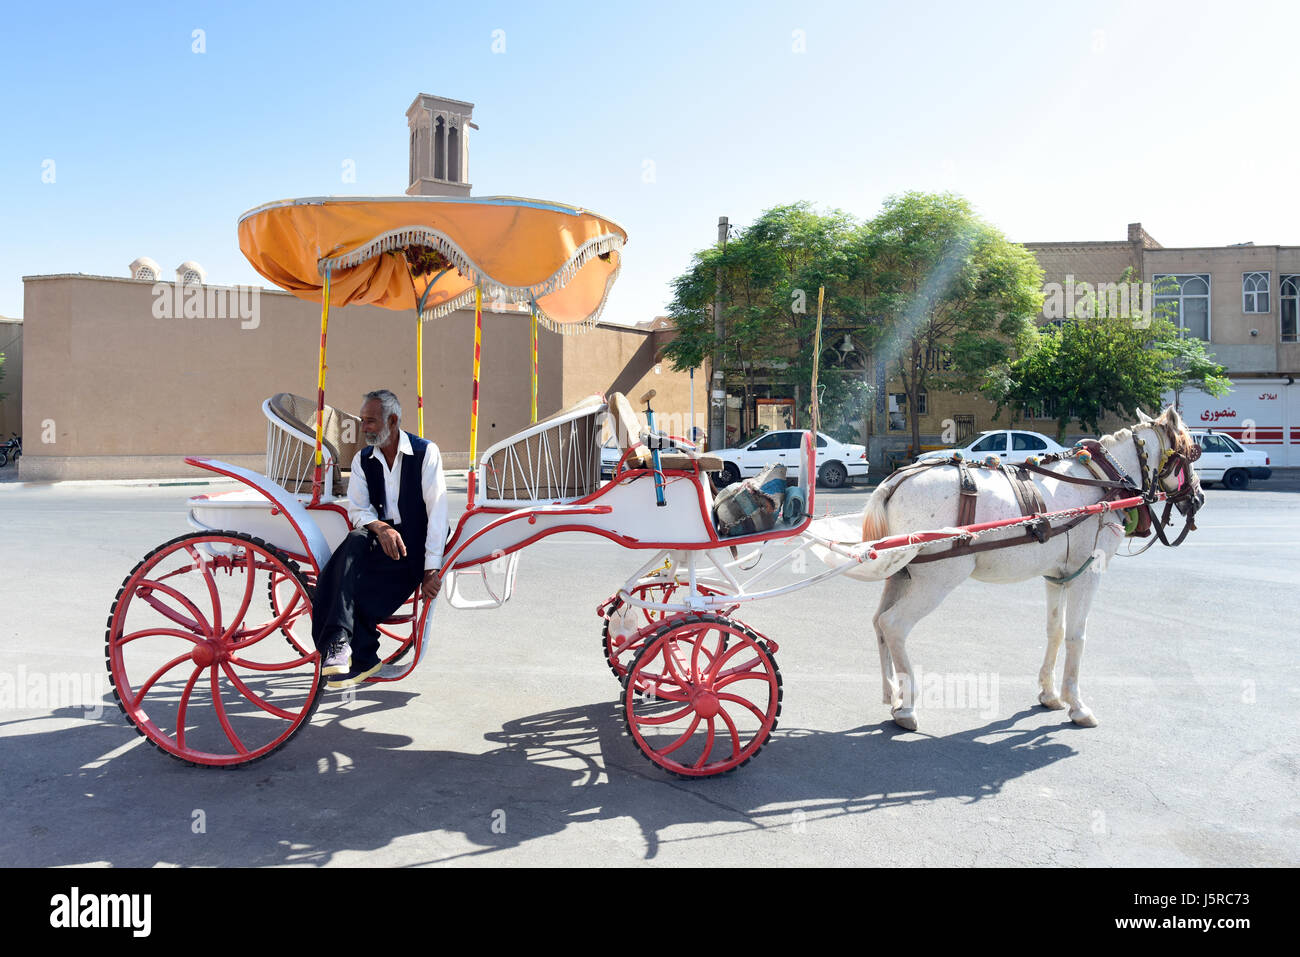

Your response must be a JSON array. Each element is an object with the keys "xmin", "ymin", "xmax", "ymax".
[
  {"xmin": 622, "ymin": 613, "xmax": 781, "ymax": 778},
  {"xmin": 601, "ymin": 580, "xmax": 733, "ymax": 687},
  {"xmin": 375, "ymin": 594, "xmax": 420, "ymax": 665},
  {"xmin": 270, "ymin": 567, "xmax": 417, "ymax": 666},
  {"xmin": 268, "ymin": 567, "xmax": 314, "ymax": 651},
  {"xmin": 106, "ymin": 531, "xmax": 322, "ymax": 767}
]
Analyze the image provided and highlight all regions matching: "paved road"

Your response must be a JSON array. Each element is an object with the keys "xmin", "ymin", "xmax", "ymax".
[{"xmin": 0, "ymin": 474, "xmax": 1296, "ymax": 867}]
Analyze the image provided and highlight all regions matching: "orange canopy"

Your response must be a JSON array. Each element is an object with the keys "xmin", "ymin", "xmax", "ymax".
[{"xmin": 238, "ymin": 195, "xmax": 627, "ymax": 328}]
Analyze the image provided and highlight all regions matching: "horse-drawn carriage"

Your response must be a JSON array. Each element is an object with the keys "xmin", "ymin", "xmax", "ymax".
[{"xmin": 104, "ymin": 195, "xmax": 1204, "ymax": 777}]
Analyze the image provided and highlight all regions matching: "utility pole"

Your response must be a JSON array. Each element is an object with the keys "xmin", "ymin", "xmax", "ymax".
[{"xmin": 709, "ymin": 216, "xmax": 728, "ymax": 452}]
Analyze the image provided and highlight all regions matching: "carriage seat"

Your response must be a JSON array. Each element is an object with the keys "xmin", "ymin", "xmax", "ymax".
[
  {"xmin": 607, "ymin": 391, "xmax": 724, "ymax": 473},
  {"xmin": 478, "ymin": 393, "xmax": 607, "ymax": 503},
  {"xmin": 264, "ymin": 392, "xmax": 364, "ymax": 496}
]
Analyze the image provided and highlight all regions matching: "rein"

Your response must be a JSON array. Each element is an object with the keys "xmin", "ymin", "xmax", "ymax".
[{"xmin": 893, "ymin": 420, "xmax": 1201, "ymax": 569}]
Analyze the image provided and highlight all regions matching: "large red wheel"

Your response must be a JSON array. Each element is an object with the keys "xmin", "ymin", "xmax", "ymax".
[
  {"xmin": 268, "ymin": 567, "xmax": 313, "ymax": 652},
  {"xmin": 106, "ymin": 531, "xmax": 322, "ymax": 767},
  {"xmin": 601, "ymin": 580, "xmax": 733, "ymax": 687},
  {"xmin": 269, "ymin": 566, "xmax": 417, "ymax": 666},
  {"xmin": 622, "ymin": 613, "xmax": 781, "ymax": 778}
]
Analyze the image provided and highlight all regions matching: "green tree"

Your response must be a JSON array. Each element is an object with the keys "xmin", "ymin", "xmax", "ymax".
[
  {"xmin": 660, "ymin": 203, "xmax": 873, "ymax": 441},
  {"xmin": 854, "ymin": 191, "xmax": 1044, "ymax": 454},
  {"xmin": 988, "ymin": 273, "xmax": 1230, "ymax": 441}
]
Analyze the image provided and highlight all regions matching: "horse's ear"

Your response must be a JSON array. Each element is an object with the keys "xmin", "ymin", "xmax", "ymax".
[
  {"xmin": 1165, "ymin": 406, "xmax": 1184, "ymax": 430},
  {"xmin": 1135, "ymin": 407, "xmax": 1152, "ymax": 424}
]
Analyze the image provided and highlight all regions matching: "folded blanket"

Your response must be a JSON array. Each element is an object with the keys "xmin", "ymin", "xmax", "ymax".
[{"xmin": 714, "ymin": 464, "xmax": 786, "ymax": 537}]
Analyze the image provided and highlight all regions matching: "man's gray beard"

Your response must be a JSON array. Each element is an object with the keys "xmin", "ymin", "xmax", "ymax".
[{"xmin": 364, "ymin": 425, "xmax": 391, "ymax": 447}]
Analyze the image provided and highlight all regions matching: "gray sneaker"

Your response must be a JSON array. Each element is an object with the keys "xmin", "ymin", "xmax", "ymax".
[{"xmin": 321, "ymin": 638, "xmax": 351, "ymax": 676}]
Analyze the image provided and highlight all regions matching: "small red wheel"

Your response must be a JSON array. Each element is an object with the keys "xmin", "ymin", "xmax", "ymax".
[
  {"xmin": 106, "ymin": 531, "xmax": 322, "ymax": 767},
  {"xmin": 601, "ymin": 580, "xmax": 732, "ymax": 686},
  {"xmin": 622, "ymin": 613, "xmax": 781, "ymax": 778}
]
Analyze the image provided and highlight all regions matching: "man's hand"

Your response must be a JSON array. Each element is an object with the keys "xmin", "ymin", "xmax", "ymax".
[
  {"xmin": 422, "ymin": 569, "xmax": 442, "ymax": 600},
  {"xmin": 368, "ymin": 522, "xmax": 406, "ymax": 560}
]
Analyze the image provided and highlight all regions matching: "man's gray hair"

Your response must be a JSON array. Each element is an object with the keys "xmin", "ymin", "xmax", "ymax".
[{"xmin": 364, "ymin": 389, "xmax": 402, "ymax": 423}]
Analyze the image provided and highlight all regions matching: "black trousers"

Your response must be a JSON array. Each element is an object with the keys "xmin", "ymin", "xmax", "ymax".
[{"xmin": 311, "ymin": 527, "xmax": 424, "ymax": 668}]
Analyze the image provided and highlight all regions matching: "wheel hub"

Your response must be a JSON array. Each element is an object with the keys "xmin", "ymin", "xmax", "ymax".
[
  {"xmin": 691, "ymin": 688, "xmax": 721, "ymax": 718},
  {"xmin": 190, "ymin": 639, "xmax": 223, "ymax": 667}
]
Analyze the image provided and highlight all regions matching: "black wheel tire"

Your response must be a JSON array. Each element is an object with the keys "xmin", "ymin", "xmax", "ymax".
[
  {"xmin": 1224, "ymin": 469, "xmax": 1249, "ymax": 491},
  {"xmin": 0, "ymin": 450, "xmax": 7, "ymax": 468},
  {"xmin": 717, "ymin": 463, "xmax": 741, "ymax": 487},
  {"xmin": 819, "ymin": 462, "xmax": 847, "ymax": 489}
]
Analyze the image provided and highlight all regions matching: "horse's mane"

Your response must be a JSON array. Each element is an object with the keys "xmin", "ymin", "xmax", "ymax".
[
  {"xmin": 1098, "ymin": 427, "xmax": 1131, "ymax": 450},
  {"xmin": 1098, "ymin": 407, "xmax": 1194, "ymax": 457}
]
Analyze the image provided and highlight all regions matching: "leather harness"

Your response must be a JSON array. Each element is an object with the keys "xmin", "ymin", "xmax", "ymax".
[{"xmin": 881, "ymin": 426, "xmax": 1201, "ymax": 566}]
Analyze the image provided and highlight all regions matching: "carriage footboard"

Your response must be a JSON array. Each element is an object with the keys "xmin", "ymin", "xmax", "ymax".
[{"xmin": 443, "ymin": 552, "xmax": 522, "ymax": 609}]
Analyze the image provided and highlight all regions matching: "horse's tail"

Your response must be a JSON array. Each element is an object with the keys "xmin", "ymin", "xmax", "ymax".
[{"xmin": 860, "ymin": 482, "xmax": 893, "ymax": 542}]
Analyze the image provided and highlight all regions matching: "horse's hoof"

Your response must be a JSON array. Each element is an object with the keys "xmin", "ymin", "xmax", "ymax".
[
  {"xmin": 892, "ymin": 709, "xmax": 918, "ymax": 731},
  {"xmin": 1069, "ymin": 708, "xmax": 1099, "ymax": 727},
  {"xmin": 1038, "ymin": 691, "xmax": 1065, "ymax": 711}
]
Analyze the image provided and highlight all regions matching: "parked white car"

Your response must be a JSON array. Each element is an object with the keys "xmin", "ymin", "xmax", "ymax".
[
  {"xmin": 1190, "ymin": 430, "xmax": 1271, "ymax": 490},
  {"xmin": 600, "ymin": 434, "xmax": 701, "ymax": 478},
  {"xmin": 711, "ymin": 430, "xmax": 868, "ymax": 489},
  {"xmin": 915, "ymin": 429, "xmax": 1069, "ymax": 466}
]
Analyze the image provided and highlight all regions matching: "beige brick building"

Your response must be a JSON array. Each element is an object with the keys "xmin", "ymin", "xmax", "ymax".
[{"xmin": 858, "ymin": 223, "xmax": 1300, "ymax": 467}]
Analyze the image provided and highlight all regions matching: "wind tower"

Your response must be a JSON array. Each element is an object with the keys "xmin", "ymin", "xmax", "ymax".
[{"xmin": 406, "ymin": 94, "xmax": 476, "ymax": 197}]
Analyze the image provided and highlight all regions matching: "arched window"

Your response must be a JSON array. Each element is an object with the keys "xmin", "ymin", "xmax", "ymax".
[
  {"xmin": 433, "ymin": 117, "xmax": 446, "ymax": 180},
  {"xmin": 1243, "ymin": 271, "xmax": 1270, "ymax": 313},
  {"xmin": 1153, "ymin": 274, "xmax": 1211, "ymax": 340},
  {"xmin": 448, "ymin": 124, "xmax": 460, "ymax": 182},
  {"xmin": 1281, "ymin": 275, "xmax": 1299, "ymax": 343}
]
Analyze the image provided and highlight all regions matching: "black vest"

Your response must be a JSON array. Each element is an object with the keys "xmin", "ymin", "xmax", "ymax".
[{"xmin": 359, "ymin": 433, "xmax": 429, "ymax": 563}]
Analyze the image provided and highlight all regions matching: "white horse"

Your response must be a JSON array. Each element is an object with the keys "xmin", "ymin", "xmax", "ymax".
[{"xmin": 859, "ymin": 406, "xmax": 1203, "ymax": 731}]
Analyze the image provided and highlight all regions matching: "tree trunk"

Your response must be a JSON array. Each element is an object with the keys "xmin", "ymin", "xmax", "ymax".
[{"xmin": 909, "ymin": 342, "xmax": 923, "ymax": 457}]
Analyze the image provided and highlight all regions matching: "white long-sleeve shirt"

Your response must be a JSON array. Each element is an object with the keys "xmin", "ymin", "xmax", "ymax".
[{"xmin": 347, "ymin": 432, "xmax": 449, "ymax": 571}]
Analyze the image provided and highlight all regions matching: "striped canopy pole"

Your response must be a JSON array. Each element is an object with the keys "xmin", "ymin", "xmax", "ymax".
[
  {"xmin": 416, "ymin": 316, "xmax": 425, "ymax": 438},
  {"xmin": 312, "ymin": 269, "xmax": 332, "ymax": 506},
  {"xmin": 468, "ymin": 287, "xmax": 483, "ymax": 507},
  {"xmin": 530, "ymin": 304, "xmax": 539, "ymax": 424},
  {"xmin": 413, "ymin": 268, "xmax": 448, "ymax": 442}
]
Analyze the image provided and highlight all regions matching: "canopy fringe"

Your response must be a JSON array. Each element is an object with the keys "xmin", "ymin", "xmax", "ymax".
[
  {"xmin": 319, "ymin": 226, "xmax": 624, "ymax": 328},
  {"xmin": 417, "ymin": 254, "xmax": 622, "ymax": 334}
]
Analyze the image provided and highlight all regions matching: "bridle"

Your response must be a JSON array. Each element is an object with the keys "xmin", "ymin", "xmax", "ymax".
[
  {"xmin": 1018, "ymin": 417, "xmax": 1203, "ymax": 551},
  {"xmin": 1130, "ymin": 420, "xmax": 1203, "ymax": 548}
]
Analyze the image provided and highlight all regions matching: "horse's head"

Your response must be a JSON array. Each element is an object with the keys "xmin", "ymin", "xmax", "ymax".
[{"xmin": 1135, "ymin": 405, "xmax": 1205, "ymax": 522}]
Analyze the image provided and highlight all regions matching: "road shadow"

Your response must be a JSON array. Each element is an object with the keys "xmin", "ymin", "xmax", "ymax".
[{"xmin": 0, "ymin": 689, "xmax": 1076, "ymax": 865}]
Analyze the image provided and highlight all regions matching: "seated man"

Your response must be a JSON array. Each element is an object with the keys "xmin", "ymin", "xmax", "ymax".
[{"xmin": 311, "ymin": 389, "xmax": 448, "ymax": 689}]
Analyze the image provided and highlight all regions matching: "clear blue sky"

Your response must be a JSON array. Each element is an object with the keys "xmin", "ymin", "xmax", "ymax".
[{"xmin": 2, "ymin": 0, "xmax": 1297, "ymax": 322}]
